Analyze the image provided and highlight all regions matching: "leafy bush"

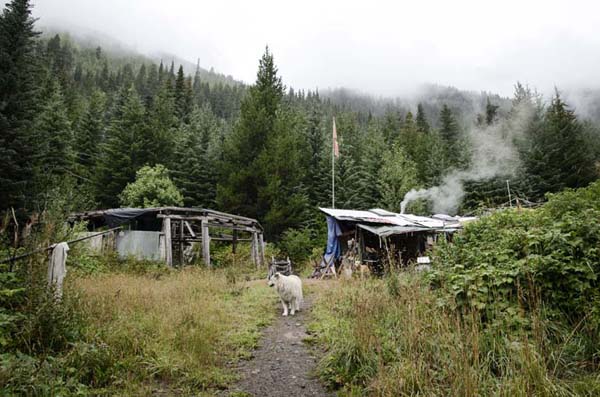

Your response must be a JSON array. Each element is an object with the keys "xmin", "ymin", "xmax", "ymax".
[
  {"xmin": 310, "ymin": 276, "xmax": 600, "ymax": 396},
  {"xmin": 430, "ymin": 181, "xmax": 600, "ymax": 328},
  {"xmin": 310, "ymin": 182, "xmax": 600, "ymax": 395},
  {"xmin": 119, "ymin": 164, "xmax": 183, "ymax": 208}
]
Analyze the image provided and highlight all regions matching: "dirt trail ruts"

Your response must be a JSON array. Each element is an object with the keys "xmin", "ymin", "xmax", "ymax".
[{"xmin": 227, "ymin": 293, "xmax": 332, "ymax": 397}]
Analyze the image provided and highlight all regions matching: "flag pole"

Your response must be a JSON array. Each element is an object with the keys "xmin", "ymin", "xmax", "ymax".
[{"xmin": 332, "ymin": 117, "xmax": 336, "ymax": 209}]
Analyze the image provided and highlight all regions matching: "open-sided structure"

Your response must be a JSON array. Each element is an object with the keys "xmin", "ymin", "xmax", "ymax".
[
  {"xmin": 319, "ymin": 208, "xmax": 475, "ymax": 273},
  {"xmin": 69, "ymin": 207, "xmax": 265, "ymax": 267}
]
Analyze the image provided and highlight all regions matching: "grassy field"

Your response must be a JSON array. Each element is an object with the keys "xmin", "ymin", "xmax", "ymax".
[
  {"xmin": 307, "ymin": 275, "xmax": 600, "ymax": 397},
  {"xmin": 66, "ymin": 267, "xmax": 275, "ymax": 395}
]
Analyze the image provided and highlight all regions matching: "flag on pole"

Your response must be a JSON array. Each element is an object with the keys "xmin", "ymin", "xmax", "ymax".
[{"xmin": 332, "ymin": 117, "xmax": 339, "ymax": 158}]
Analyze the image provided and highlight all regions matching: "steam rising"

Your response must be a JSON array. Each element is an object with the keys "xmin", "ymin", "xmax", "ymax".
[{"xmin": 401, "ymin": 103, "xmax": 532, "ymax": 214}]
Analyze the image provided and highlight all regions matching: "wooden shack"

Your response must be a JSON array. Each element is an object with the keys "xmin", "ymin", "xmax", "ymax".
[
  {"xmin": 318, "ymin": 208, "xmax": 476, "ymax": 274},
  {"xmin": 69, "ymin": 207, "xmax": 265, "ymax": 267}
]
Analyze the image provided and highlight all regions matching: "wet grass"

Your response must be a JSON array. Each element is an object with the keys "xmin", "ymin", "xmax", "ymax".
[
  {"xmin": 71, "ymin": 267, "xmax": 275, "ymax": 395},
  {"xmin": 308, "ymin": 274, "xmax": 600, "ymax": 397}
]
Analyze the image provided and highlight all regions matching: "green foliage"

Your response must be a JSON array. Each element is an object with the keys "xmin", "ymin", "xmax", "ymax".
[
  {"xmin": 378, "ymin": 144, "xmax": 420, "ymax": 212},
  {"xmin": 311, "ymin": 274, "xmax": 600, "ymax": 396},
  {"xmin": 277, "ymin": 228, "xmax": 313, "ymax": 265},
  {"xmin": 415, "ymin": 103, "xmax": 430, "ymax": 133},
  {"xmin": 218, "ymin": 47, "xmax": 284, "ymax": 225},
  {"xmin": 95, "ymin": 85, "xmax": 148, "ymax": 207},
  {"xmin": 521, "ymin": 91, "xmax": 597, "ymax": 200},
  {"xmin": 172, "ymin": 104, "xmax": 221, "ymax": 207},
  {"xmin": 119, "ymin": 164, "xmax": 183, "ymax": 208},
  {"xmin": 0, "ymin": 0, "xmax": 41, "ymax": 213},
  {"xmin": 34, "ymin": 78, "xmax": 75, "ymax": 195},
  {"xmin": 75, "ymin": 89, "xmax": 106, "ymax": 178},
  {"xmin": 431, "ymin": 181, "xmax": 600, "ymax": 330}
]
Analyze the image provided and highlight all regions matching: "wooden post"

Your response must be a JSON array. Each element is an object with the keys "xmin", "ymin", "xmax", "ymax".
[
  {"xmin": 251, "ymin": 231, "xmax": 258, "ymax": 267},
  {"xmin": 358, "ymin": 228, "xmax": 364, "ymax": 263},
  {"xmin": 201, "ymin": 218, "xmax": 211, "ymax": 267},
  {"xmin": 232, "ymin": 229, "xmax": 238, "ymax": 254},
  {"xmin": 163, "ymin": 217, "xmax": 173, "ymax": 267},
  {"xmin": 178, "ymin": 220, "xmax": 183, "ymax": 266},
  {"xmin": 258, "ymin": 233, "xmax": 265, "ymax": 267}
]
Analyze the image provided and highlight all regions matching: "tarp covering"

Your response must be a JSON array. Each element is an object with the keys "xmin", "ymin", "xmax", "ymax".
[
  {"xmin": 323, "ymin": 215, "xmax": 343, "ymax": 264},
  {"xmin": 104, "ymin": 208, "xmax": 155, "ymax": 228}
]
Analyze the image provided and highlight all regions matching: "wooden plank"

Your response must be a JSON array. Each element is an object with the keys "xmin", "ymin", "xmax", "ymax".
[
  {"xmin": 163, "ymin": 217, "xmax": 173, "ymax": 267},
  {"xmin": 180, "ymin": 220, "xmax": 185, "ymax": 266},
  {"xmin": 258, "ymin": 233, "xmax": 265, "ymax": 267},
  {"xmin": 157, "ymin": 214, "xmax": 259, "ymax": 233},
  {"xmin": 157, "ymin": 213, "xmax": 256, "ymax": 226},
  {"xmin": 250, "ymin": 232, "xmax": 256, "ymax": 266},
  {"xmin": 184, "ymin": 221, "xmax": 196, "ymax": 238},
  {"xmin": 201, "ymin": 218, "xmax": 211, "ymax": 267},
  {"xmin": 210, "ymin": 237, "xmax": 252, "ymax": 242},
  {"xmin": 232, "ymin": 229, "xmax": 238, "ymax": 254}
]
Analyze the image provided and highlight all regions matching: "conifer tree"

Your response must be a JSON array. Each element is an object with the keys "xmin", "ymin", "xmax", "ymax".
[
  {"xmin": 174, "ymin": 65, "xmax": 186, "ymax": 116},
  {"xmin": 217, "ymin": 46, "xmax": 283, "ymax": 221},
  {"xmin": 523, "ymin": 91, "xmax": 596, "ymax": 198},
  {"xmin": 378, "ymin": 144, "xmax": 419, "ymax": 212},
  {"xmin": 485, "ymin": 97, "xmax": 499, "ymax": 125},
  {"xmin": 0, "ymin": 0, "xmax": 41, "ymax": 212},
  {"xmin": 173, "ymin": 105, "xmax": 220, "ymax": 207},
  {"xmin": 381, "ymin": 110, "xmax": 402, "ymax": 144},
  {"xmin": 416, "ymin": 103, "xmax": 430, "ymax": 133},
  {"xmin": 192, "ymin": 62, "xmax": 204, "ymax": 104},
  {"xmin": 334, "ymin": 152, "xmax": 370, "ymax": 209},
  {"xmin": 75, "ymin": 89, "xmax": 106, "ymax": 179},
  {"xmin": 146, "ymin": 80, "xmax": 178, "ymax": 168},
  {"xmin": 439, "ymin": 104, "xmax": 464, "ymax": 169},
  {"xmin": 304, "ymin": 103, "xmax": 326, "ymax": 207},
  {"xmin": 439, "ymin": 104, "xmax": 460, "ymax": 144},
  {"xmin": 135, "ymin": 63, "xmax": 147, "ymax": 99},
  {"xmin": 257, "ymin": 107, "xmax": 311, "ymax": 237},
  {"xmin": 35, "ymin": 79, "xmax": 74, "ymax": 177},
  {"xmin": 361, "ymin": 119, "xmax": 387, "ymax": 208},
  {"xmin": 95, "ymin": 86, "xmax": 148, "ymax": 207},
  {"xmin": 146, "ymin": 63, "xmax": 159, "ymax": 101},
  {"xmin": 174, "ymin": 65, "xmax": 193, "ymax": 121},
  {"xmin": 98, "ymin": 61, "xmax": 109, "ymax": 91},
  {"xmin": 158, "ymin": 60, "xmax": 165, "ymax": 84}
]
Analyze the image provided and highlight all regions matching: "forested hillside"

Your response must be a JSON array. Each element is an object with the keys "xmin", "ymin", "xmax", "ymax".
[{"xmin": 2, "ymin": 0, "xmax": 599, "ymax": 242}]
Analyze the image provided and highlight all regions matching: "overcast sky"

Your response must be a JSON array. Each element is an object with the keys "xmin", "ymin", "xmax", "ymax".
[{"xmin": 32, "ymin": 0, "xmax": 600, "ymax": 97}]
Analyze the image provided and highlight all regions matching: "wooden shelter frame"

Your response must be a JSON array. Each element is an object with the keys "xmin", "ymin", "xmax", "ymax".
[{"xmin": 69, "ymin": 207, "xmax": 265, "ymax": 268}]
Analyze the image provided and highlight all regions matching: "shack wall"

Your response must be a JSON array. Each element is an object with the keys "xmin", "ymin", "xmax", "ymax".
[{"xmin": 116, "ymin": 230, "xmax": 162, "ymax": 260}]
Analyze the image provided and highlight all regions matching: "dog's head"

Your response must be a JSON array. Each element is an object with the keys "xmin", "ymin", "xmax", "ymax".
[{"xmin": 267, "ymin": 272, "xmax": 281, "ymax": 287}]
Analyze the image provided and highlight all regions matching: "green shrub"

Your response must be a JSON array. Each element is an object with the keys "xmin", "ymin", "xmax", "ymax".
[
  {"xmin": 430, "ymin": 181, "xmax": 600, "ymax": 330},
  {"xmin": 311, "ymin": 276, "xmax": 600, "ymax": 396},
  {"xmin": 277, "ymin": 227, "xmax": 314, "ymax": 266}
]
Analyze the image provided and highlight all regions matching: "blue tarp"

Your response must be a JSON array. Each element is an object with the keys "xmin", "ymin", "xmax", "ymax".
[{"xmin": 322, "ymin": 215, "xmax": 342, "ymax": 266}]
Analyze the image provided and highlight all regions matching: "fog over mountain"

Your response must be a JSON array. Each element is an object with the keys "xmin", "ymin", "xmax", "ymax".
[{"xmin": 33, "ymin": 0, "xmax": 600, "ymax": 98}]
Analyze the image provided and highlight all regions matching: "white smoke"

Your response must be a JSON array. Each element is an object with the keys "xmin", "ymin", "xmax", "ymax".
[{"xmin": 400, "ymin": 103, "xmax": 533, "ymax": 214}]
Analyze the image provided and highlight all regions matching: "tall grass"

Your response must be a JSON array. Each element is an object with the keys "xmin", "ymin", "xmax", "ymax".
[
  {"xmin": 309, "ymin": 275, "xmax": 600, "ymax": 396},
  {"xmin": 71, "ymin": 267, "xmax": 275, "ymax": 394}
]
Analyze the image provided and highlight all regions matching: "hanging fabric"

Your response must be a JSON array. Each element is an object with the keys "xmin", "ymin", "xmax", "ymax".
[{"xmin": 48, "ymin": 242, "xmax": 69, "ymax": 299}]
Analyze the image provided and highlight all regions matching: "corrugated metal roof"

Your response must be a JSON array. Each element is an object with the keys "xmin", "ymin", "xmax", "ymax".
[
  {"xmin": 357, "ymin": 224, "xmax": 430, "ymax": 237},
  {"xmin": 319, "ymin": 208, "xmax": 406, "ymax": 225},
  {"xmin": 320, "ymin": 207, "xmax": 472, "ymax": 235},
  {"xmin": 398, "ymin": 214, "xmax": 446, "ymax": 228},
  {"xmin": 368, "ymin": 208, "xmax": 398, "ymax": 217}
]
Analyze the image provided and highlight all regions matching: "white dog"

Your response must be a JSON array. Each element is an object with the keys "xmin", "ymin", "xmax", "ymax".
[{"xmin": 268, "ymin": 273, "xmax": 303, "ymax": 316}]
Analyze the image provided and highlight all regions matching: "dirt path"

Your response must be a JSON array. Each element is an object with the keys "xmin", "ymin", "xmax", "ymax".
[{"xmin": 226, "ymin": 291, "xmax": 332, "ymax": 397}]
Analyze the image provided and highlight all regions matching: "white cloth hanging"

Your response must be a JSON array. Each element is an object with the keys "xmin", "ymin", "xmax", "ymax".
[{"xmin": 48, "ymin": 242, "xmax": 69, "ymax": 299}]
